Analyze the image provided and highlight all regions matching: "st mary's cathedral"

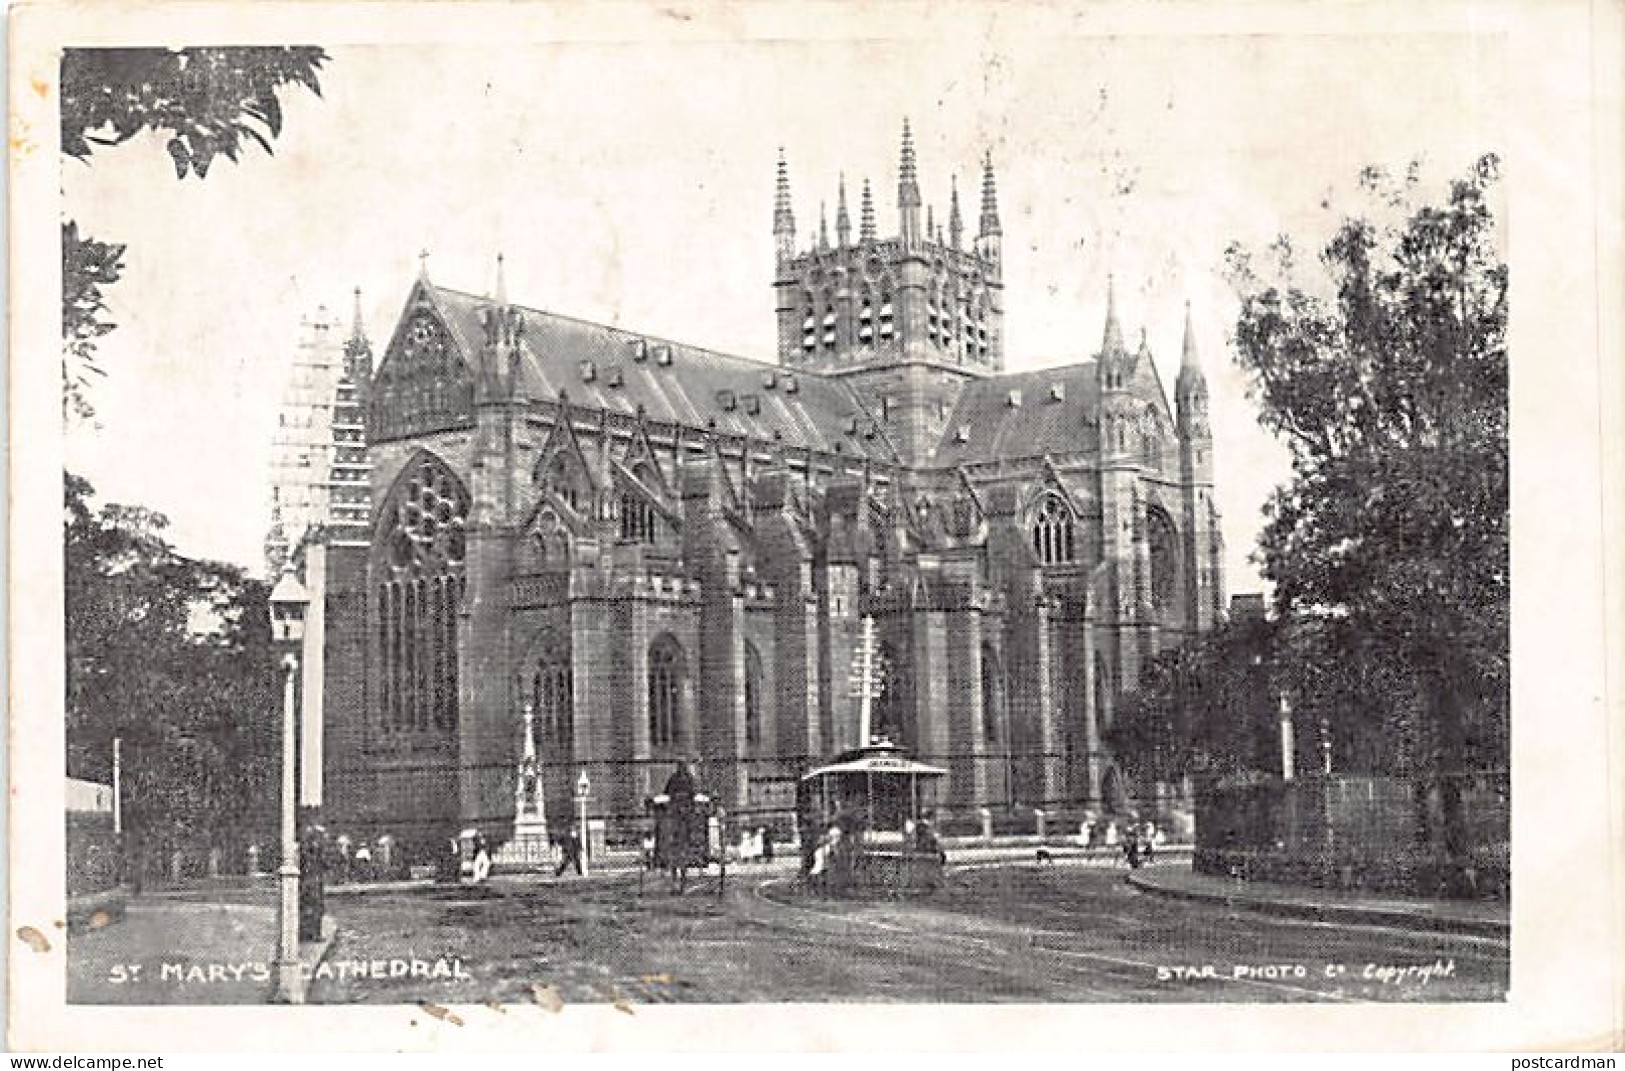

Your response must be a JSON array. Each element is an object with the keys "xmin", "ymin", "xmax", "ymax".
[{"xmin": 275, "ymin": 123, "xmax": 1224, "ymax": 857}]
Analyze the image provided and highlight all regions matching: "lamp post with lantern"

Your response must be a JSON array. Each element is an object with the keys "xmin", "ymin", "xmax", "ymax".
[
  {"xmin": 574, "ymin": 770, "xmax": 591, "ymax": 877},
  {"xmin": 268, "ymin": 569, "xmax": 309, "ymax": 1004}
]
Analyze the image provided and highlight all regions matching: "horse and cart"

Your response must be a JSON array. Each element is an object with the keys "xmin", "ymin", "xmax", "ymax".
[
  {"xmin": 644, "ymin": 762, "xmax": 726, "ymax": 894},
  {"xmin": 643, "ymin": 741, "xmax": 946, "ymax": 897}
]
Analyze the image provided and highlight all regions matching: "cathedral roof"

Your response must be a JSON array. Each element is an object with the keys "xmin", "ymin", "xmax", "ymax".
[
  {"xmin": 930, "ymin": 363, "xmax": 1101, "ymax": 466},
  {"xmin": 423, "ymin": 284, "xmax": 897, "ymax": 462}
]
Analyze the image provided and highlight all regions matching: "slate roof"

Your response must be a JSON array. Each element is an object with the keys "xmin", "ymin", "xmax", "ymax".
[
  {"xmin": 425, "ymin": 284, "xmax": 896, "ymax": 463},
  {"xmin": 930, "ymin": 363, "xmax": 1103, "ymax": 466}
]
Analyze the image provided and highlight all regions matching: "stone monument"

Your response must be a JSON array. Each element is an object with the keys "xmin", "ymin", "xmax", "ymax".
[{"xmin": 496, "ymin": 704, "xmax": 551, "ymax": 867}]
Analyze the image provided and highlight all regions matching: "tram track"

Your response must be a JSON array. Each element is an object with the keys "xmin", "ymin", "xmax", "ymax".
[{"xmin": 741, "ymin": 875, "xmax": 1357, "ymax": 1002}]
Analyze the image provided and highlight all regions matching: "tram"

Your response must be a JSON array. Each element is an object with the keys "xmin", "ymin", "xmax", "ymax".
[{"xmin": 796, "ymin": 739, "xmax": 948, "ymax": 895}]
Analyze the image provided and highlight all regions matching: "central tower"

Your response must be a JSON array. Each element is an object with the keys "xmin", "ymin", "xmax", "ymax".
[{"xmin": 773, "ymin": 121, "xmax": 1006, "ymax": 465}]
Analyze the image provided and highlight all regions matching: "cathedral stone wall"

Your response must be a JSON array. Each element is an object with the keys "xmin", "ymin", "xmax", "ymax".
[{"xmin": 320, "ymin": 130, "xmax": 1224, "ymax": 863}]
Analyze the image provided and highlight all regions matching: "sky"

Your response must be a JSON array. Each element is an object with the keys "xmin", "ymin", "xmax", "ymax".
[{"xmin": 60, "ymin": 26, "xmax": 1505, "ymax": 592}]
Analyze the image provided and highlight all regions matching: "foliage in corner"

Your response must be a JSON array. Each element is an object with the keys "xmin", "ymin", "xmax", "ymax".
[
  {"xmin": 60, "ymin": 46, "xmax": 328, "ymax": 178},
  {"xmin": 60, "ymin": 46, "xmax": 329, "ymax": 417}
]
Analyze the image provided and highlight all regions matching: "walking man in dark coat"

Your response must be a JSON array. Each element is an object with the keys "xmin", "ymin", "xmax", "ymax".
[{"xmin": 555, "ymin": 825, "xmax": 584, "ymax": 877}]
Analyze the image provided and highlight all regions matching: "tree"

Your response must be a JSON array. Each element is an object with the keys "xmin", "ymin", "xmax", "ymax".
[
  {"xmin": 1110, "ymin": 611, "xmax": 1279, "ymax": 785},
  {"xmin": 65, "ymin": 474, "xmax": 280, "ymax": 877},
  {"xmin": 60, "ymin": 46, "xmax": 328, "ymax": 416},
  {"xmin": 1224, "ymin": 155, "xmax": 1508, "ymax": 876}
]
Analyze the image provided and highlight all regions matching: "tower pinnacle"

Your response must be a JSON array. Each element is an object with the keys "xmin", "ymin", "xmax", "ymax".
[
  {"xmin": 835, "ymin": 173, "xmax": 851, "ymax": 247},
  {"xmin": 349, "ymin": 286, "xmax": 366, "ymax": 346},
  {"xmin": 343, "ymin": 284, "xmax": 374, "ymax": 385},
  {"xmin": 860, "ymin": 177, "xmax": 876, "ymax": 241},
  {"xmin": 898, "ymin": 118, "xmax": 922, "ymax": 244},
  {"xmin": 978, "ymin": 152, "xmax": 1001, "ymax": 238},
  {"xmin": 1102, "ymin": 274, "xmax": 1127, "ymax": 356},
  {"xmin": 494, "ymin": 252, "xmax": 508, "ymax": 306},
  {"xmin": 819, "ymin": 201, "xmax": 829, "ymax": 250},
  {"xmin": 949, "ymin": 175, "xmax": 964, "ymax": 249},
  {"xmin": 1177, "ymin": 300, "xmax": 1211, "ymax": 440},
  {"xmin": 1181, "ymin": 300, "xmax": 1200, "ymax": 369},
  {"xmin": 773, "ymin": 148, "xmax": 796, "ymax": 259}
]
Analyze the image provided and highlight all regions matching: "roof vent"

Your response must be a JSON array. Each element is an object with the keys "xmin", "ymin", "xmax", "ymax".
[
  {"xmin": 782, "ymin": 374, "xmax": 798, "ymax": 394},
  {"xmin": 579, "ymin": 360, "xmax": 597, "ymax": 382},
  {"xmin": 607, "ymin": 367, "xmax": 624, "ymax": 388},
  {"xmin": 864, "ymin": 423, "xmax": 878, "ymax": 440},
  {"xmin": 629, "ymin": 338, "xmax": 649, "ymax": 362},
  {"xmin": 762, "ymin": 371, "xmax": 777, "ymax": 389},
  {"xmin": 718, "ymin": 389, "xmax": 737, "ymax": 411},
  {"xmin": 1050, "ymin": 382, "xmax": 1066, "ymax": 402},
  {"xmin": 1006, "ymin": 389, "xmax": 1023, "ymax": 408},
  {"xmin": 846, "ymin": 416, "xmax": 860, "ymax": 435},
  {"xmin": 743, "ymin": 394, "xmax": 761, "ymax": 416},
  {"xmin": 955, "ymin": 425, "xmax": 970, "ymax": 443},
  {"xmin": 654, "ymin": 344, "xmax": 673, "ymax": 366}
]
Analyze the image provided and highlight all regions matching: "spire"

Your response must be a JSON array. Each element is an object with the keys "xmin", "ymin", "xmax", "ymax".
[
  {"xmin": 418, "ymin": 248, "xmax": 430, "ymax": 282},
  {"xmin": 927, "ymin": 203, "xmax": 935, "ymax": 241},
  {"xmin": 349, "ymin": 286, "xmax": 366, "ymax": 346},
  {"xmin": 773, "ymin": 148, "xmax": 796, "ymax": 259},
  {"xmin": 860, "ymin": 177, "xmax": 876, "ymax": 241},
  {"xmin": 819, "ymin": 201, "xmax": 829, "ymax": 250},
  {"xmin": 835, "ymin": 173, "xmax": 851, "ymax": 247},
  {"xmin": 978, "ymin": 152, "xmax": 1001, "ymax": 237},
  {"xmin": 1177, "ymin": 300, "xmax": 1210, "ymax": 439},
  {"xmin": 494, "ymin": 252, "xmax": 508, "ymax": 306},
  {"xmin": 1102, "ymin": 274, "xmax": 1127, "ymax": 356},
  {"xmin": 948, "ymin": 175, "xmax": 964, "ymax": 249},
  {"xmin": 1177, "ymin": 300, "xmax": 1209, "ymax": 399},
  {"xmin": 343, "ymin": 285, "xmax": 372, "ymax": 384},
  {"xmin": 899, "ymin": 118, "xmax": 919, "ymax": 196},
  {"xmin": 898, "ymin": 118, "xmax": 921, "ymax": 244}
]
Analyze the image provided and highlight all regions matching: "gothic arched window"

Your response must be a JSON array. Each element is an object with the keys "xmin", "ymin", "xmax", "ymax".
[
  {"xmin": 619, "ymin": 492, "xmax": 657, "ymax": 544},
  {"xmin": 1147, "ymin": 506, "xmax": 1179, "ymax": 611},
  {"xmin": 743, "ymin": 641, "xmax": 764, "ymax": 750},
  {"xmin": 1031, "ymin": 493, "xmax": 1076, "ymax": 565},
  {"xmin": 532, "ymin": 649, "xmax": 573, "ymax": 758},
  {"xmin": 981, "ymin": 642, "xmax": 1004, "ymax": 744},
  {"xmin": 649, "ymin": 636, "xmax": 684, "ymax": 749},
  {"xmin": 375, "ymin": 453, "xmax": 469, "ymax": 734}
]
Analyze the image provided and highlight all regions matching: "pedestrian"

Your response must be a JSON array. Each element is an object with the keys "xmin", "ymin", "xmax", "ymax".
[
  {"xmin": 1142, "ymin": 822, "xmax": 1156, "ymax": 863},
  {"xmin": 471, "ymin": 832, "xmax": 492, "ymax": 883},
  {"xmin": 760, "ymin": 825, "xmax": 775, "ymax": 863},
  {"xmin": 1124, "ymin": 835, "xmax": 1141, "ymax": 869},
  {"xmin": 555, "ymin": 825, "xmax": 584, "ymax": 877}
]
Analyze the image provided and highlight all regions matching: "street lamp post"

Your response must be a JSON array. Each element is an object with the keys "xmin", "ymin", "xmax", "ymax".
[
  {"xmin": 575, "ymin": 770, "xmax": 591, "ymax": 877},
  {"xmin": 268, "ymin": 570, "xmax": 310, "ymax": 1004},
  {"xmin": 1278, "ymin": 693, "xmax": 1296, "ymax": 783}
]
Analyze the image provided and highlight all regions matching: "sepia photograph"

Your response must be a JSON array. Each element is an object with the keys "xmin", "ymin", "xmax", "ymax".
[{"xmin": 9, "ymin": 0, "xmax": 1622, "ymax": 1054}]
